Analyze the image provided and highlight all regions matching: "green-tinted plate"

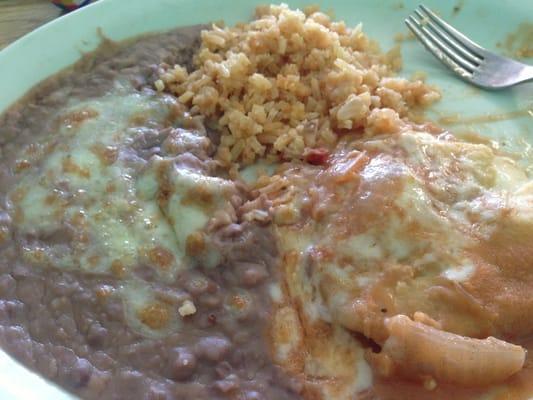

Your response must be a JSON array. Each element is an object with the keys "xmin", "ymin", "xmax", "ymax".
[{"xmin": 0, "ymin": 0, "xmax": 531, "ymax": 398}]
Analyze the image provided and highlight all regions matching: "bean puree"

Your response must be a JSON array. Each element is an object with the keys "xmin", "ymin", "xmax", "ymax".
[{"xmin": 0, "ymin": 27, "xmax": 301, "ymax": 400}]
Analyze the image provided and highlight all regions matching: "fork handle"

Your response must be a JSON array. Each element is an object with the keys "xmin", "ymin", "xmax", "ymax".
[{"xmin": 517, "ymin": 64, "xmax": 533, "ymax": 85}]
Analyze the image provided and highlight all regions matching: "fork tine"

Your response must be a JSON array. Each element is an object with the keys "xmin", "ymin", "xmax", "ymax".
[
  {"xmin": 410, "ymin": 12, "xmax": 477, "ymax": 71},
  {"xmin": 419, "ymin": 4, "xmax": 485, "ymax": 58},
  {"xmin": 405, "ymin": 17, "xmax": 472, "ymax": 79},
  {"xmin": 406, "ymin": 15, "xmax": 475, "ymax": 76},
  {"xmin": 414, "ymin": 8, "xmax": 482, "ymax": 66}
]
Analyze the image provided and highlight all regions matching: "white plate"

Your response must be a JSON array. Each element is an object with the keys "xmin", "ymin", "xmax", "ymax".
[{"xmin": 0, "ymin": 0, "xmax": 531, "ymax": 398}]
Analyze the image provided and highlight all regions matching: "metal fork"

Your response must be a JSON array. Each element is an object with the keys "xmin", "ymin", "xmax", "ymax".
[{"xmin": 405, "ymin": 4, "xmax": 533, "ymax": 89}]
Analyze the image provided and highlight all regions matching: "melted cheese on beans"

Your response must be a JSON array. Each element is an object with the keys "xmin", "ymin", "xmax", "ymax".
[{"xmin": 8, "ymin": 87, "xmax": 235, "ymax": 336}]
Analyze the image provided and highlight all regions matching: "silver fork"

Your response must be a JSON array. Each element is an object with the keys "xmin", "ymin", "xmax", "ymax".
[{"xmin": 405, "ymin": 4, "xmax": 533, "ymax": 89}]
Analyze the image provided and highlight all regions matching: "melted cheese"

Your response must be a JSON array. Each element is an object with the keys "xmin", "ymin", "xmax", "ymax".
[
  {"xmin": 122, "ymin": 280, "xmax": 182, "ymax": 339},
  {"xmin": 274, "ymin": 225, "xmax": 373, "ymax": 399},
  {"xmin": 270, "ymin": 129, "xmax": 532, "ymax": 399},
  {"xmin": 442, "ymin": 262, "xmax": 476, "ymax": 282},
  {"xmin": 13, "ymin": 90, "xmax": 180, "ymax": 275},
  {"xmin": 9, "ymin": 86, "xmax": 236, "ymax": 336}
]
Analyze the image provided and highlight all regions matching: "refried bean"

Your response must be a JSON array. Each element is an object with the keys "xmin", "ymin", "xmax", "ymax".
[{"xmin": 0, "ymin": 27, "xmax": 302, "ymax": 400}]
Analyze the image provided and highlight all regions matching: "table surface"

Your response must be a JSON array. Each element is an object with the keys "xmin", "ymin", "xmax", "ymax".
[{"xmin": 0, "ymin": 0, "xmax": 63, "ymax": 49}]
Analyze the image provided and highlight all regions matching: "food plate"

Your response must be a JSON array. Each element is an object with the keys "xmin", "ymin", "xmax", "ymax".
[{"xmin": 0, "ymin": 0, "xmax": 531, "ymax": 399}]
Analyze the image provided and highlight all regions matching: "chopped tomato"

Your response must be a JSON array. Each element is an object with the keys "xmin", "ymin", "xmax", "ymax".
[{"xmin": 305, "ymin": 148, "xmax": 330, "ymax": 165}]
